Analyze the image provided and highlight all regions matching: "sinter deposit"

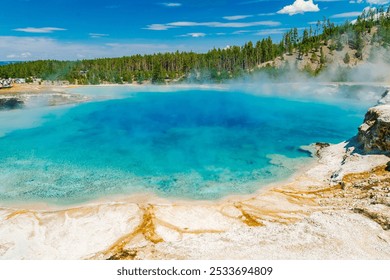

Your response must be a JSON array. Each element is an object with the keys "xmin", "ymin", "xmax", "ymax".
[{"xmin": 358, "ymin": 104, "xmax": 390, "ymax": 152}]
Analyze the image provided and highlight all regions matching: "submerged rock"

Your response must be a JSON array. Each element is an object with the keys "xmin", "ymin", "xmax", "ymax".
[
  {"xmin": 0, "ymin": 98, "xmax": 24, "ymax": 110},
  {"xmin": 358, "ymin": 104, "xmax": 390, "ymax": 152}
]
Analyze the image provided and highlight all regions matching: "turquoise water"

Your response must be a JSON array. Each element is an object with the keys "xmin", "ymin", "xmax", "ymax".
[{"xmin": 0, "ymin": 89, "xmax": 367, "ymax": 204}]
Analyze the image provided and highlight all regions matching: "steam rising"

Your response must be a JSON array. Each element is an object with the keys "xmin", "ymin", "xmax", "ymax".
[{"xmin": 215, "ymin": 47, "xmax": 390, "ymax": 106}]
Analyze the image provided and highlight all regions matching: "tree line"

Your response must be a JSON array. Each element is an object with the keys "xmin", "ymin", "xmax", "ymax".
[
  {"xmin": 0, "ymin": 37, "xmax": 279, "ymax": 84},
  {"xmin": 1, "ymin": 7, "xmax": 390, "ymax": 84}
]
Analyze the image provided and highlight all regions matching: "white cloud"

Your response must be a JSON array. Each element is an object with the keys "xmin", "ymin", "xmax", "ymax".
[
  {"xmin": 172, "ymin": 21, "xmax": 281, "ymax": 27},
  {"xmin": 2, "ymin": 36, "xmax": 250, "ymax": 61},
  {"xmin": 6, "ymin": 52, "xmax": 32, "ymax": 59},
  {"xmin": 144, "ymin": 24, "xmax": 177, "ymax": 31},
  {"xmin": 179, "ymin": 32, "xmax": 206, "ymax": 37},
  {"xmin": 0, "ymin": 36, "xmax": 184, "ymax": 61},
  {"xmin": 232, "ymin": 30, "xmax": 252, "ymax": 34},
  {"xmin": 167, "ymin": 22, "xmax": 197, "ymax": 27},
  {"xmin": 277, "ymin": 0, "xmax": 320, "ymax": 16},
  {"xmin": 21, "ymin": 52, "xmax": 32, "ymax": 58},
  {"xmin": 13, "ymin": 27, "xmax": 66, "ymax": 33},
  {"xmin": 161, "ymin": 2, "xmax": 182, "ymax": 7},
  {"xmin": 330, "ymin": 11, "xmax": 362, "ymax": 18},
  {"xmin": 145, "ymin": 20, "xmax": 281, "ymax": 30},
  {"xmin": 349, "ymin": 7, "xmax": 386, "ymax": 23},
  {"xmin": 366, "ymin": 0, "xmax": 390, "ymax": 3},
  {"xmin": 363, "ymin": 6, "xmax": 377, "ymax": 12},
  {"xmin": 89, "ymin": 33, "xmax": 109, "ymax": 38},
  {"xmin": 257, "ymin": 12, "xmax": 276, "ymax": 16},
  {"xmin": 255, "ymin": 28, "xmax": 291, "ymax": 36},
  {"xmin": 223, "ymin": 15, "xmax": 253, "ymax": 20}
]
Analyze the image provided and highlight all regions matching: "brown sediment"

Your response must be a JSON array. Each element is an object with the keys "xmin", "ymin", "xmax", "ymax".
[
  {"xmin": 318, "ymin": 165, "xmax": 390, "ymax": 230},
  {"xmin": 97, "ymin": 204, "xmax": 162, "ymax": 260},
  {"xmin": 153, "ymin": 217, "xmax": 223, "ymax": 235},
  {"xmin": 354, "ymin": 207, "xmax": 390, "ymax": 230},
  {"xmin": 274, "ymin": 185, "xmax": 342, "ymax": 195},
  {"xmin": 0, "ymin": 84, "xmax": 88, "ymax": 108},
  {"xmin": 6, "ymin": 209, "xmax": 31, "ymax": 220},
  {"xmin": 101, "ymin": 164, "xmax": 390, "ymax": 259},
  {"xmin": 341, "ymin": 165, "xmax": 390, "ymax": 187},
  {"xmin": 2, "ymin": 163, "xmax": 390, "ymax": 260},
  {"xmin": 0, "ymin": 84, "xmax": 76, "ymax": 95},
  {"xmin": 272, "ymin": 187, "xmax": 322, "ymax": 203},
  {"xmin": 64, "ymin": 205, "xmax": 101, "ymax": 218},
  {"xmin": 234, "ymin": 203, "xmax": 264, "ymax": 226},
  {"xmin": 96, "ymin": 204, "xmax": 226, "ymax": 260},
  {"xmin": 5, "ymin": 209, "xmax": 43, "ymax": 225}
]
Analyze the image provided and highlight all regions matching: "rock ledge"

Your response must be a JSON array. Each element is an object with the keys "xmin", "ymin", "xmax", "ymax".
[{"xmin": 358, "ymin": 104, "xmax": 390, "ymax": 152}]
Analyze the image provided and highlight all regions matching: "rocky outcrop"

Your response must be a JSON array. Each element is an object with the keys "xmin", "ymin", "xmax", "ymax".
[
  {"xmin": 354, "ymin": 205, "xmax": 390, "ymax": 230},
  {"xmin": 358, "ymin": 104, "xmax": 390, "ymax": 152},
  {"xmin": 335, "ymin": 165, "xmax": 390, "ymax": 230}
]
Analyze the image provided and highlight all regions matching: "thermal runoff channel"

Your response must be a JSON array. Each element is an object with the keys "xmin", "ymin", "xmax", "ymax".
[{"xmin": 0, "ymin": 89, "xmax": 366, "ymax": 204}]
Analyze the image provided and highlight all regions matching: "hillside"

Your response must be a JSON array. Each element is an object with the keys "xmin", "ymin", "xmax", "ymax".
[{"xmin": 272, "ymin": 26, "xmax": 382, "ymax": 73}]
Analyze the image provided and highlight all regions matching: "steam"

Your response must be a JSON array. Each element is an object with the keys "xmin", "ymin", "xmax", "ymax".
[
  {"xmin": 0, "ymin": 106, "xmax": 68, "ymax": 137},
  {"xmin": 216, "ymin": 47, "xmax": 390, "ymax": 106}
]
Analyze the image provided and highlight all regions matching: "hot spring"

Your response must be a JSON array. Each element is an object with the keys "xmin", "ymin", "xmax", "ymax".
[{"xmin": 0, "ymin": 87, "xmax": 368, "ymax": 204}]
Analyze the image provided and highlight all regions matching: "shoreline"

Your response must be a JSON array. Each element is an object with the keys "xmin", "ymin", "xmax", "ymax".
[
  {"xmin": 1, "ymin": 140, "xmax": 389, "ymax": 259},
  {"xmin": 1, "ymin": 81, "xmax": 388, "ymax": 96},
  {"xmin": 1, "ymin": 83, "xmax": 388, "ymax": 113},
  {"xmin": 1, "ymin": 83, "xmax": 387, "ymax": 114}
]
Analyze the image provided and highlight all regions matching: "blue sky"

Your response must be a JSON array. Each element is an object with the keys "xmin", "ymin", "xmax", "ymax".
[{"xmin": 0, "ymin": 0, "xmax": 388, "ymax": 60}]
